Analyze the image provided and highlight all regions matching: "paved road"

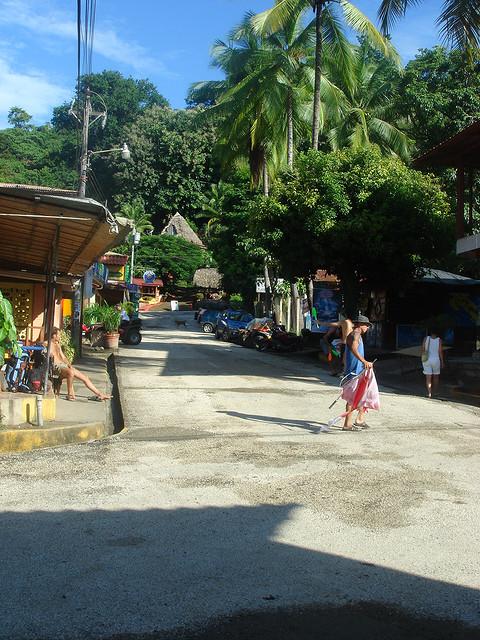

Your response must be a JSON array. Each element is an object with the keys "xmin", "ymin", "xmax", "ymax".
[{"xmin": 1, "ymin": 310, "xmax": 479, "ymax": 640}]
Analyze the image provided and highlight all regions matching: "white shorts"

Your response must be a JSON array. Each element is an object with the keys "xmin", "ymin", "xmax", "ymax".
[{"xmin": 423, "ymin": 359, "xmax": 440, "ymax": 375}]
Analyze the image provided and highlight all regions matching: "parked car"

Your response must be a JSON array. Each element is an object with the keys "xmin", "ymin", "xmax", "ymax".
[
  {"xmin": 215, "ymin": 310, "xmax": 254, "ymax": 342},
  {"xmin": 201, "ymin": 309, "xmax": 221, "ymax": 333}
]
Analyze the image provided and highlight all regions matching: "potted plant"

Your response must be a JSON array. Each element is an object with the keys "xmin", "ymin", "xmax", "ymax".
[{"xmin": 100, "ymin": 305, "xmax": 122, "ymax": 349}]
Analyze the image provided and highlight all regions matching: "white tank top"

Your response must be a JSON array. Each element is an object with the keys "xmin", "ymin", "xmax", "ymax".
[{"xmin": 426, "ymin": 336, "xmax": 440, "ymax": 360}]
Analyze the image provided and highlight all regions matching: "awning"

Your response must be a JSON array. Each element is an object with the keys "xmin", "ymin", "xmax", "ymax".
[
  {"xmin": 413, "ymin": 120, "xmax": 480, "ymax": 169},
  {"xmin": 0, "ymin": 185, "xmax": 131, "ymax": 277},
  {"xmin": 419, "ymin": 268, "xmax": 480, "ymax": 286}
]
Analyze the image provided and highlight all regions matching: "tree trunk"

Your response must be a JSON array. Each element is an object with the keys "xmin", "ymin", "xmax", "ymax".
[
  {"xmin": 290, "ymin": 281, "xmax": 299, "ymax": 334},
  {"xmin": 311, "ymin": 1, "xmax": 324, "ymax": 151},
  {"xmin": 341, "ymin": 274, "xmax": 360, "ymax": 319},
  {"xmin": 262, "ymin": 158, "xmax": 269, "ymax": 196},
  {"xmin": 287, "ymin": 91, "xmax": 294, "ymax": 167},
  {"xmin": 264, "ymin": 259, "xmax": 272, "ymax": 316}
]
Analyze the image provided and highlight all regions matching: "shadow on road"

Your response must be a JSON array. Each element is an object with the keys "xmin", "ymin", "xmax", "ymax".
[{"xmin": 0, "ymin": 505, "xmax": 478, "ymax": 639}]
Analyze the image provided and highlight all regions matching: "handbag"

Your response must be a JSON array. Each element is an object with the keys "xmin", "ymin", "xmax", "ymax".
[{"xmin": 421, "ymin": 337, "xmax": 430, "ymax": 363}]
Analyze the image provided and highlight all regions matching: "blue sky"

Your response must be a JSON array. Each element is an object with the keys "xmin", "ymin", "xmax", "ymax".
[{"xmin": 0, "ymin": 0, "xmax": 442, "ymax": 128}]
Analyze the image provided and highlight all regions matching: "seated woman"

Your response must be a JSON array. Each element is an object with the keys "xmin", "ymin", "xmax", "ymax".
[{"xmin": 50, "ymin": 327, "xmax": 110, "ymax": 401}]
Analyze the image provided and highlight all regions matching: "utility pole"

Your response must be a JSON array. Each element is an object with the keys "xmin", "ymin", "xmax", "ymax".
[{"xmin": 78, "ymin": 88, "xmax": 92, "ymax": 198}]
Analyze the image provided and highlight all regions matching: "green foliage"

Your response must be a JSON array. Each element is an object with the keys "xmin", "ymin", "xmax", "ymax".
[
  {"xmin": 0, "ymin": 290, "xmax": 21, "ymax": 364},
  {"xmin": 96, "ymin": 305, "xmax": 121, "ymax": 333},
  {"xmin": 395, "ymin": 47, "xmax": 480, "ymax": 155},
  {"xmin": 113, "ymin": 106, "xmax": 217, "ymax": 227},
  {"xmin": 378, "ymin": 0, "xmax": 480, "ymax": 53},
  {"xmin": 8, "ymin": 106, "xmax": 32, "ymax": 129},
  {"xmin": 249, "ymin": 151, "xmax": 349, "ymax": 283},
  {"xmin": 250, "ymin": 147, "xmax": 453, "ymax": 314},
  {"xmin": 134, "ymin": 234, "xmax": 211, "ymax": 285},
  {"xmin": 59, "ymin": 329, "xmax": 75, "ymax": 364},
  {"xmin": 120, "ymin": 197, "xmax": 154, "ymax": 236},
  {"xmin": 0, "ymin": 125, "xmax": 77, "ymax": 189},
  {"xmin": 206, "ymin": 177, "xmax": 263, "ymax": 305},
  {"xmin": 228, "ymin": 294, "xmax": 245, "ymax": 310},
  {"xmin": 83, "ymin": 303, "xmax": 104, "ymax": 326}
]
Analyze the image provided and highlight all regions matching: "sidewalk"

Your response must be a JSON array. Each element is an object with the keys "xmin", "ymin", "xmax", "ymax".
[{"xmin": 0, "ymin": 348, "xmax": 120, "ymax": 454}]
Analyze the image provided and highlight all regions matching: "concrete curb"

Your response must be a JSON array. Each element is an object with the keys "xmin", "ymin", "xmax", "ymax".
[
  {"xmin": 0, "ymin": 421, "xmax": 111, "ymax": 453},
  {"xmin": 0, "ymin": 353, "xmax": 125, "ymax": 454},
  {"xmin": 108, "ymin": 353, "xmax": 127, "ymax": 435}
]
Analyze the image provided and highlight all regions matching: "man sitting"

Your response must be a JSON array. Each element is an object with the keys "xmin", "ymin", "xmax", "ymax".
[{"xmin": 50, "ymin": 327, "xmax": 110, "ymax": 401}]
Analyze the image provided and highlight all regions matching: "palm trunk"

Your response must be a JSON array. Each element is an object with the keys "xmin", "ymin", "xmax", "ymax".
[
  {"xmin": 311, "ymin": 1, "xmax": 324, "ymax": 151},
  {"xmin": 262, "ymin": 158, "xmax": 269, "ymax": 196},
  {"xmin": 287, "ymin": 91, "xmax": 294, "ymax": 167}
]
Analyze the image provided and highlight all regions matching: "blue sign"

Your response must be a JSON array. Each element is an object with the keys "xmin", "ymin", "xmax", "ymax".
[{"xmin": 143, "ymin": 270, "xmax": 156, "ymax": 283}]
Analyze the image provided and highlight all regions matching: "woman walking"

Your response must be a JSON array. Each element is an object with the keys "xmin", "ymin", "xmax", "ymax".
[{"xmin": 422, "ymin": 330, "xmax": 444, "ymax": 398}]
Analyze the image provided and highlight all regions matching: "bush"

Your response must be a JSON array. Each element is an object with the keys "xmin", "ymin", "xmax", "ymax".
[{"xmin": 229, "ymin": 294, "xmax": 244, "ymax": 310}]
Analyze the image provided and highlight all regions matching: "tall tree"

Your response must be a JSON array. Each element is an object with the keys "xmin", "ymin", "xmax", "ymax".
[
  {"xmin": 394, "ymin": 46, "xmax": 480, "ymax": 155},
  {"xmin": 326, "ymin": 43, "xmax": 412, "ymax": 160},
  {"xmin": 7, "ymin": 107, "xmax": 32, "ymax": 129},
  {"xmin": 113, "ymin": 106, "xmax": 217, "ymax": 228},
  {"xmin": 253, "ymin": 0, "xmax": 398, "ymax": 150},
  {"xmin": 120, "ymin": 197, "xmax": 154, "ymax": 234},
  {"xmin": 52, "ymin": 70, "xmax": 169, "ymax": 203},
  {"xmin": 378, "ymin": 0, "xmax": 480, "ymax": 52},
  {"xmin": 250, "ymin": 147, "xmax": 452, "ymax": 314}
]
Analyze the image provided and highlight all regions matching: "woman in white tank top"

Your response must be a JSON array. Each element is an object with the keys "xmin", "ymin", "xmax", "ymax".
[{"xmin": 422, "ymin": 331, "xmax": 444, "ymax": 398}]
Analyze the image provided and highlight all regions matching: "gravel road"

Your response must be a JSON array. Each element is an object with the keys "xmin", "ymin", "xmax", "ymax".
[{"xmin": 0, "ymin": 310, "xmax": 479, "ymax": 640}]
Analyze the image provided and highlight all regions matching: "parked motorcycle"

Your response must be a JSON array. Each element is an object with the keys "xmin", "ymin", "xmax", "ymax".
[
  {"xmin": 119, "ymin": 318, "xmax": 143, "ymax": 345},
  {"xmin": 242, "ymin": 318, "xmax": 302, "ymax": 353}
]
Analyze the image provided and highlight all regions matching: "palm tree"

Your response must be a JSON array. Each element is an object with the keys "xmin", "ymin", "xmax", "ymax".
[
  {"xmin": 253, "ymin": 0, "xmax": 399, "ymax": 151},
  {"xmin": 378, "ymin": 1, "xmax": 480, "ymax": 52},
  {"xmin": 190, "ymin": 11, "xmax": 343, "ymax": 189},
  {"xmin": 120, "ymin": 197, "xmax": 154, "ymax": 234},
  {"xmin": 326, "ymin": 44, "xmax": 413, "ymax": 160}
]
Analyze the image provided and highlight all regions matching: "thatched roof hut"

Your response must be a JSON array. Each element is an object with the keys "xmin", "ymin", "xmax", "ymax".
[
  {"xmin": 162, "ymin": 212, "xmax": 204, "ymax": 247},
  {"xmin": 193, "ymin": 268, "xmax": 222, "ymax": 289}
]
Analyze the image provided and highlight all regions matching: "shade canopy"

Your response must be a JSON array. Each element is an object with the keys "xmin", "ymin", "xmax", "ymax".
[{"xmin": 0, "ymin": 185, "xmax": 130, "ymax": 277}]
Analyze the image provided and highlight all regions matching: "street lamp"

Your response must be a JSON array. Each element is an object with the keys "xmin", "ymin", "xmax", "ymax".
[
  {"xmin": 130, "ymin": 228, "xmax": 141, "ymax": 284},
  {"xmin": 88, "ymin": 142, "xmax": 131, "ymax": 162}
]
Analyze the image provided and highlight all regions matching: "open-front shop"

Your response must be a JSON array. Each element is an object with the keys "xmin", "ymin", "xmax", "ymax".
[{"xmin": 0, "ymin": 183, "xmax": 130, "ymax": 425}]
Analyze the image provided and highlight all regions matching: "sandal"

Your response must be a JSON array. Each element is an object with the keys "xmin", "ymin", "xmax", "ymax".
[
  {"xmin": 66, "ymin": 396, "xmax": 76, "ymax": 401},
  {"xmin": 354, "ymin": 422, "xmax": 370, "ymax": 429},
  {"xmin": 342, "ymin": 425, "xmax": 361, "ymax": 431}
]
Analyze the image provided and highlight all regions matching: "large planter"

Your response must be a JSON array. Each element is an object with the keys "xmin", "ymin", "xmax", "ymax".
[{"xmin": 104, "ymin": 332, "xmax": 120, "ymax": 349}]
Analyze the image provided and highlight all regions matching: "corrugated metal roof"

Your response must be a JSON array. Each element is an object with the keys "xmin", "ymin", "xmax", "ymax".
[{"xmin": 0, "ymin": 186, "xmax": 130, "ymax": 277}]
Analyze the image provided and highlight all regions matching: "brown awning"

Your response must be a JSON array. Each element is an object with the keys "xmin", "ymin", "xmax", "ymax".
[
  {"xmin": 413, "ymin": 120, "xmax": 480, "ymax": 169},
  {"xmin": 0, "ymin": 185, "xmax": 131, "ymax": 277}
]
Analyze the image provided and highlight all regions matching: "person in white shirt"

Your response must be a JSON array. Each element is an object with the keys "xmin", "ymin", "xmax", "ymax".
[
  {"xmin": 116, "ymin": 304, "xmax": 130, "ymax": 323},
  {"xmin": 422, "ymin": 329, "xmax": 444, "ymax": 398}
]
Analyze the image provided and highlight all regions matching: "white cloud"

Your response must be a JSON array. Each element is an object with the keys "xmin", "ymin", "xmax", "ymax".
[
  {"xmin": 0, "ymin": 0, "xmax": 173, "ymax": 74},
  {"xmin": 0, "ymin": 56, "xmax": 70, "ymax": 127}
]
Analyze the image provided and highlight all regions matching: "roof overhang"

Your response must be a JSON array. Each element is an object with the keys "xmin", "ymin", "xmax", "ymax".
[
  {"xmin": 413, "ymin": 120, "xmax": 480, "ymax": 169},
  {"xmin": 0, "ymin": 186, "xmax": 131, "ymax": 278}
]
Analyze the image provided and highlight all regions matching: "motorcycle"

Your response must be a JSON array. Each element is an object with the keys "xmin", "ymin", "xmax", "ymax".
[
  {"xmin": 242, "ymin": 318, "xmax": 302, "ymax": 353},
  {"xmin": 119, "ymin": 318, "xmax": 143, "ymax": 345}
]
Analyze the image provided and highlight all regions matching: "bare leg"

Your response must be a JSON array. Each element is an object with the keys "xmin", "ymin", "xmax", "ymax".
[
  {"xmin": 60, "ymin": 369, "xmax": 75, "ymax": 399},
  {"xmin": 432, "ymin": 374, "xmax": 440, "ymax": 397},
  {"xmin": 72, "ymin": 368, "xmax": 110, "ymax": 400},
  {"xmin": 354, "ymin": 408, "xmax": 366, "ymax": 425},
  {"xmin": 425, "ymin": 374, "xmax": 432, "ymax": 398},
  {"xmin": 343, "ymin": 403, "xmax": 354, "ymax": 429}
]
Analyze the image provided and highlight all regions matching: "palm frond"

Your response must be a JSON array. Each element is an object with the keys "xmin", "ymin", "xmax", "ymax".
[
  {"xmin": 437, "ymin": 0, "xmax": 480, "ymax": 50},
  {"xmin": 340, "ymin": 0, "xmax": 401, "ymax": 66},
  {"xmin": 251, "ymin": 0, "xmax": 305, "ymax": 35},
  {"xmin": 377, "ymin": 0, "xmax": 420, "ymax": 34}
]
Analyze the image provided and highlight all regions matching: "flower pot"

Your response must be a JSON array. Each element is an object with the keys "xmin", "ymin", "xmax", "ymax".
[{"xmin": 104, "ymin": 332, "xmax": 120, "ymax": 349}]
